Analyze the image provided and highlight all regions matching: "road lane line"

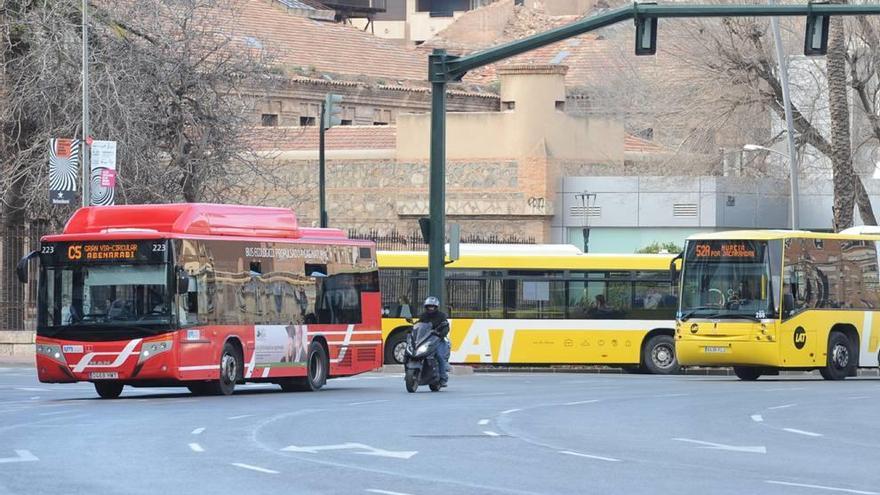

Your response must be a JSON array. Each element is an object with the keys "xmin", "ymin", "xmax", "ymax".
[
  {"xmin": 366, "ymin": 490, "xmax": 414, "ymax": 495},
  {"xmin": 559, "ymin": 450, "xmax": 621, "ymax": 462},
  {"xmin": 500, "ymin": 408, "xmax": 521, "ymax": 414},
  {"xmin": 765, "ymin": 480, "xmax": 878, "ymax": 494},
  {"xmin": 478, "ymin": 419, "xmax": 489, "ymax": 425},
  {"xmin": 227, "ymin": 415, "xmax": 253, "ymax": 420},
  {"xmin": 0, "ymin": 450, "xmax": 38, "ymax": 464},
  {"xmin": 846, "ymin": 396, "xmax": 870, "ymax": 400},
  {"xmin": 483, "ymin": 431, "xmax": 500, "ymax": 437},
  {"xmin": 783, "ymin": 428, "xmax": 823, "ymax": 437},
  {"xmin": 231, "ymin": 463, "xmax": 279, "ymax": 474},
  {"xmin": 191, "ymin": 427, "xmax": 205, "ymax": 435},
  {"xmin": 564, "ymin": 400, "xmax": 600, "ymax": 406},
  {"xmin": 751, "ymin": 414, "xmax": 764, "ymax": 423},
  {"xmin": 189, "ymin": 443, "xmax": 204, "ymax": 453},
  {"xmin": 763, "ymin": 387, "xmax": 807, "ymax": 392},
  {"xmin": 769, "ymin": 404, "xmax": 796, "ymax": 410},
  {"xmin": 349, "ymin": 400, "xmax": 391, "ymax": 406},
  {"xmin": 38, "ymin": 411, "xmax": 68, "ymax": 417}
]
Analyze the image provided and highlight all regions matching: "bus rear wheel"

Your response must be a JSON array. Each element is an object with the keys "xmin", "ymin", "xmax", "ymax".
[
  {"xmin": 820, "ymin": 332, "xmax": 854, "ymax": 381},
  {"xmin": 642, "ymin": 334, "xmax": 679, "ymax": 375},
  {"xmin": 94, "ymin": 381, "xmax": 124, "ymax": 399},
  {"xmin": 733, "ymin": 366, "xmax": 762, "ymax": 381},
  {"xmin": 281, "ymin": 342, "xmax": 329, "ymax": 392}
]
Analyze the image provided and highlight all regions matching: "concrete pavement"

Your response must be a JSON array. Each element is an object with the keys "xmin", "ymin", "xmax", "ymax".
[{"xmin": 0, "ymin": 368, "xmax": 878, "ymax": 495}]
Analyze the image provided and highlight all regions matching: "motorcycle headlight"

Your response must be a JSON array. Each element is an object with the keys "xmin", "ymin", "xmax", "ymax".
[{"xmin": 415, "ymin": 343, "xmax": 430, "ymax": 356}]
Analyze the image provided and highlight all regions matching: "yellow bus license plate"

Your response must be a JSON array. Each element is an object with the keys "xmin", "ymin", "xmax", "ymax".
[{"xmin": 703, "ymin": 346, "xmax": 728, "ymax": 353}]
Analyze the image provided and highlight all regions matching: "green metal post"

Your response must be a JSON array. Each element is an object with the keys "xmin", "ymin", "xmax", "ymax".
[
  {"xmin": 428, "ymin": 49, "xmax": 448, "ymax": 307},
  {"xmin": 319, "ymin": 101, "xmax": 328, "ymax": 228}
]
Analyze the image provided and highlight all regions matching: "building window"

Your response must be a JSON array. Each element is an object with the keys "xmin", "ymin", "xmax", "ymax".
[
  {"xmin": 502, "ymin": 101, "xmax": 515, "ymax": 110},
  {"xmin": 299, "ymin": 116, "xmax": 316, "ymax": 126},
  {"xmin": 555, "ymin": 101, "xmax": 565, "ymax": 111},
  {"xmin": 341, "ymin": 120, "xmax": 353, "ymax": 126},
  {"xmin": 373, "ymin": 121, "xmax": 388, "ymax": 126},
  {"xmin": 373, "ymin": 108, "xmax": 392, "ymax": 125},
  {"xmin": 261, "ymin": 114, "xmax": 279, "ymax": 127}
]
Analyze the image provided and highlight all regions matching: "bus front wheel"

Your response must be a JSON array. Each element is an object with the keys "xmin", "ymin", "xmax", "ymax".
[
  {"xmin": 642, "ymin": 334, "xmax": 679, "ymax": 375},
  {"xmin": 820, "ymin": 332, "xmax": 854, "ymax": 381},
  {"xmin": 94, "ymin": 381, "xmax": 124, "ymax": 399}
]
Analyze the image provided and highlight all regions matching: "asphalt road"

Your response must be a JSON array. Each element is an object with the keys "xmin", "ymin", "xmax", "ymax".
[{"xmin": 0, "ymin": 366, "xmax": 878, "ymax": 495}]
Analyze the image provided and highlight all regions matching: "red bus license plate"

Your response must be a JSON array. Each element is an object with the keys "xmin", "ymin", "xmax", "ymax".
[{"xmin": 90, "ymin": 372, "xmax": 118, "ymax": 379}]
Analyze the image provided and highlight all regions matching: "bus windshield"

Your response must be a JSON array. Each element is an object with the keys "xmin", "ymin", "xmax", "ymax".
[
  {"xmin": 680, "ymin": 240, "xmax": 781, "ymax": 320},
  {"xmin": 39, "ymin": 263, "xmax": 171, "ymax": 333}
]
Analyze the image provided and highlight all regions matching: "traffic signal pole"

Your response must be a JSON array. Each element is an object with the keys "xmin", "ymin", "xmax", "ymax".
[
  {"xmin": 427, "ymin": 2, "xmax": 880, "ymax": 309},
  {"xmin": 319, "ymin": 101, "xmax": 328, "ymax": 228}
]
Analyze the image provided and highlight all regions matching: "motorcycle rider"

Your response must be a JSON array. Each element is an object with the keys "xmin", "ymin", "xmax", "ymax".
[{"xmin": 418, "ymin": 296, "xmax": 450, "ymax": 387}]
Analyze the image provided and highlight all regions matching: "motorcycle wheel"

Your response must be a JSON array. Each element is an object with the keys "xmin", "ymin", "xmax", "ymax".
[
  {"xmin": 429, "ymin": 383, "xmax": 442, "ymax": 392},
  {"xmin": 405, "ymin": 369, "xmax": 418, "ymax": 393}
]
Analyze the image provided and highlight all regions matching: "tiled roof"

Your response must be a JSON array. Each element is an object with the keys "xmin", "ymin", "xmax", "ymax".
[
  {"xmin": 251, "ymin": 126, "xmax": 397, "ymax": 151},
  {"xmin": 428, "ymin": 6, "xmax": 679, "ymax": 88},
  {"xmin": 237, "ymin": 0, "xmax": 426, "ymax": 81}
]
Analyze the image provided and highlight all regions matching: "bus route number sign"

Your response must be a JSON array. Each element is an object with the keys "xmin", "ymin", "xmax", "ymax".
[{"xmin": 694, "ymin": 242, "xmax": 758, "ymax": 260}]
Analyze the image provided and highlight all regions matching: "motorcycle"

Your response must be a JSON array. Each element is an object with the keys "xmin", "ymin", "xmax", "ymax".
[{"xmin": 403, "ymin": 322, "xmax": 444, "ymax": 393}]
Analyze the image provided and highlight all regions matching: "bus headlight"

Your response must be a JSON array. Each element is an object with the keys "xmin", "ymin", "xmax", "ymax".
[
  {"xmin": 36, "ymin": 344, "xmax": 66, "ymax": 364},
  {"xmin": 138, "ymin": 340, "xmax": 173, "ymax": 364}
]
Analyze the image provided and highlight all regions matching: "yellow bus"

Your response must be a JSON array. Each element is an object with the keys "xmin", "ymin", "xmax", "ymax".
[
  {"xmin": 378, "ymin": 245, "xmax": 680, "ymax": 374},
  {"xmin": 675, "ymin": 229, "xmax": 880, "ymax": 380}
]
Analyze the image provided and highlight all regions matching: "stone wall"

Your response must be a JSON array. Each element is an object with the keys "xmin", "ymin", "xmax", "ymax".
[
  {"xmin": 0, "ymin": 331, "xmax": 34, "ymax": 363},
  {"xmin": 271, "ymin": 158, "xmax": 552, "ymax": 240}
]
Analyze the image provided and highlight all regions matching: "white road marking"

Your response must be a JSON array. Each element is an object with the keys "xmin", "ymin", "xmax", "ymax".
[
  {"xmin": 559, "ymin": 450, "xmax": 621, "ymax": 462},
  {"xmin": 366, "ymin": 490, "xmax": 414, "ymax": 495},
  {"xmin": 30, "ymin": 397, "xmax": 39, "ymax": 400},
  {"xmin": 763, "ymin": 387, "xmax": 807, "ymax": 392},
  {"xmin": 478, "ymin": 419, "xmax": 490, "ymax": 425},
  {"xmin": 769, "ymin": 404, "xmax": 797, "ymax": 410},
  {"xmin": 783, "ymin": 428, "xmax": 823, "ymax": 437},
  {"xmin": 15, "ymin": 387, "xmax": 49, "ymax": 392},
  {"xmin": 673, "ymin": 438, "xmax": 766, "ymax": 454},
  {"xmin": 188, "ymin": 443, "xmax": 204, "ymax": 453},
  {"xmin": 846, "ymin": 396, "xmax": 870, "ymax": 400},
  {"xmin": 231, "ymin": 463, "xmax": 279, "ymax": 474},
  {"xmin": 500, "ymin": 408, "xmax": 521, "ymax": 414},
  {"xmin": 282, "ymin": 443, "xmax": 418, "ymax": 459},
  {"xmin": 765, "ymin": 480, "xmax": 879, "ymax": 495},
  {"xmin": 0, "ymin": 450, "xmax": 38, "ymax": 464},
  {"xmin": 751, "ymin": 414, "xmax": 764, "ymax": 423},
  {"xmin": 227, "ymin": 415, "xmax": 253, "ymax": 420},
  {"xmin": 349, "ymin": 400, "xmax": 390, "ymax": 406},
  {"xmin": 483, "ymin": 431, "xmax": 500, "ymax": 437},
  {"xmin": 564, "ymin": 400, "xmax": 600, "ymax": 406},
  {"xmin": 652, "ymin": 393, "xmax": 689, "ymax": 398},
  {"xmin": 191, "ymin": 427, "xmax": 205, "ymax": 435}
]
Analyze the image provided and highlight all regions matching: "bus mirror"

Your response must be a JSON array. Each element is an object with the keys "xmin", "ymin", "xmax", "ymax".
[
  {"xmin": 16, "ymin": 250, "xmax": 39, "ymax": 284},
  {"xmin": 669, "ymin": 251, "xmax": 683, "ymax": 284},
  {"xmin": 176, "ymin": 270, "xmax": 190, "ymax": 294}
]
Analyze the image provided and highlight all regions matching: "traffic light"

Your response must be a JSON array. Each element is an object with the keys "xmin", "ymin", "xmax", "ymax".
[
  {"xmin": 418, "ymin": 217, "xmax": 431, "ymax": 245},
  {"xmin": 804, "ymin": 10, "xmax": 830, "ymax": 56},
  {"xmin": 323, "ymin": 93, "xmax": 343, "ymax": 129},
  {"xmin": 634, "ymin": 14, "xmax": 658, "ymax": 56}
]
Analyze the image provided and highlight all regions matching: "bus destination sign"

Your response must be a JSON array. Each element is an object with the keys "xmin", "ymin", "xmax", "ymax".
[
  {"xmin": 41, "ymin": 240, "xmax": 167, "ymax": 264},
  {"xmin": 692, "ymin": 241, "xmax": 762, "ymax": 261}
]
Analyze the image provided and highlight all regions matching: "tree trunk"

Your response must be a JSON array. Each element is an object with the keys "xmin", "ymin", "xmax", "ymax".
[
  {"xmin": 855, "ymin": 176, "xmax": 878, "ymax": 226},
  {"xmin": 827, "ymin": 1, "xmax": 857, "ymax": 232}
]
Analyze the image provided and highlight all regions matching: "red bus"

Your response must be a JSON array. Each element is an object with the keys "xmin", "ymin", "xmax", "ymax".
[{"xmin": 19, "ymin": 203, "xmax": 382, "ymax": 398}]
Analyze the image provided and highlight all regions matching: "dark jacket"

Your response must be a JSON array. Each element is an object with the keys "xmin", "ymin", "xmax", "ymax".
[{"xmin": 418, "ymin": 310, "xmax": 450, "ymax": 338}]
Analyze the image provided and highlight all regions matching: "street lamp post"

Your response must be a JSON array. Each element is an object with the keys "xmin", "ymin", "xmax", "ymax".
[
  {"xmin": 743, "ymin": 144, "xmax": 799, "ymax": 229},
  {"xmin": 81, "ymin": 0, "xmax": 90, "ymax": 207}
]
